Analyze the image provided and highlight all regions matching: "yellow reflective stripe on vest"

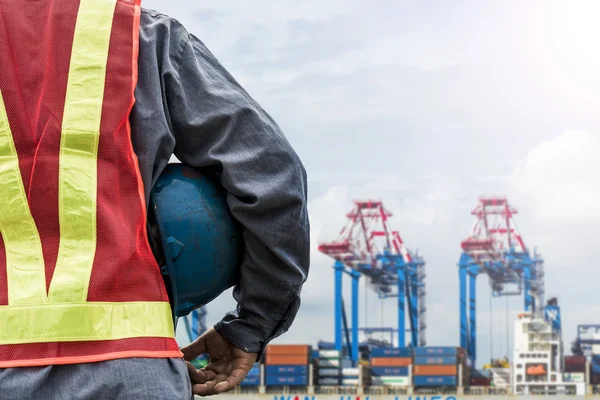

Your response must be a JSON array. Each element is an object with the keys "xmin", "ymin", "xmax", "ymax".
[
  {"xmin": 0, "ymin": 0, "xmax": 176, "ymax": 343},
  {"xmin": 0, "ymin": 92, "xmax": 48, "ymax": 306},
  {"xmin": 0, "ymin": 302, "xmax": 174, "ymax": 345},
  {"xmin": 48, "ymin": 0, "xmax": 117, "ymax": 303}
]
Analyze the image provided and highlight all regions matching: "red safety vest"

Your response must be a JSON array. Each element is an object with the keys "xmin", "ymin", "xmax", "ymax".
[{"xmin": 0, "ymin": 0, "xmax": 182, "ymax": 367}]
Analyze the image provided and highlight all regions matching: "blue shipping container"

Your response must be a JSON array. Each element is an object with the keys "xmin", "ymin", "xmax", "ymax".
[
  {"xmin": 414, "ymin": 375, "xmax": 457, "ymax": 387},
  {"xmin": 370, "ymin": 367, "xmax": 409, "ymax": 376},
  {"xmin": 265, "ymin": 375, "xmax": 308, "ymax": 386},
  {"xmin": 266, "ymin": 365, "xmax": 308, "ymax": 376},
  {"xmin": 592, "ymin": 361, "xmax": 600, "ymax": 374},
  {"xmin": 241, "ymin": 375, "xmax": 260, "ymax": 386},
  {"xmin": 318, "ymin": 340, "xmax": 336, "ymax": 350},
  {"xmin": 247, "ymin": 367, "xmax": 260, "ymax": 377},
  {"xmin": 414, "ymin": 347, "xmax": 457, "ymax": 356},
  {"xmin": 414, "ymin": 356, "xmax": 457, "ymax": 365},
  {"xmin": 312, "ymin": 350, "xmax": 319, "ymax": 360},
  {"xmin": 370, "ymin": 347, "xmax": 412, "ymax": 358}
]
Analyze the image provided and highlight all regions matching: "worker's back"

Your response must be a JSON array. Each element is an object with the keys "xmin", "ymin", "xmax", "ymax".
[
  {"xmin": 0, "ymin": 1, "xmax": 310, "ymax": 399},
  {"xmin": 0, "ymin": 1, "xmax": 186, "ymax": 397}
]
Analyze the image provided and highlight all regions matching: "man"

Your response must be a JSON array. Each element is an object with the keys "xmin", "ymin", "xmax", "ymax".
[{"xmin": 0, "ymin": 1, "xmax": 309, "ymax": 399}]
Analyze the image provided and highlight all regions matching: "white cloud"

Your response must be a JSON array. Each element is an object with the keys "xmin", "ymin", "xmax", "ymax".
[{"xmin": 510, "ymin": 130, "xmax": 600, "ymax": 223}]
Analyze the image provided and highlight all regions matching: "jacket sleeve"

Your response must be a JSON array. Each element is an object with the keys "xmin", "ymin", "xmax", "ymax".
[{"xmin": 163, "ymin": 30, "xmax": 310, "ymax": 357}]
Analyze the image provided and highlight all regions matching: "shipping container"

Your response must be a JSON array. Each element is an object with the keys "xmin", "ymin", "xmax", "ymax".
[
  {"xmin": 591, "ymin": 374, "xmax": 600, "ymax": 385},
  {"xmin": 370, "ymin": 347, "xmax": 412, "ymax": 358},
  {"xmin": 317, "ymin": 377, "xmax": 340, "ymax": 386},
  {"xmin": 413, "ymin": 365, "xmax": 457, "ymax": 376},
  {"xmin": 341, "ymin": 378, "xmax": 360, "ymax": 386},
  {"xmin": 370, "ymin": 366, "xmax": 409, "ymax": 376},
  {"xmin": 265, "ymin": 365, "xmax": 307, "ymax": 376},
  {"xmin": 241, "ymin": 375, "xmax": 261, "ymax": 386},
  {"xmin": 370, "ymin": 357, "xmax": 411, "ymax": 367},
  {"xmin": 565, "ymin": 355, "xmax": 587, "ymax": 365},
  {"xmin": 316, "ymin": 358, "xmax": 340, "ymax": 368},
  {"xmin": 563, "ymin": 372, "xmax": 585, "ymax": 383},
  {"xmin": 317, "ymin": 368, "xmax": 340, "ymax": 377},
  {"xmin": 247, "ymin": 366, "xmax": 260, "ymax": 377},
  {"xmin": 265, "ymin": 375, "xmax": 308, "ymax": 386},
  {"xmin": 318, "ymin": 350, "xmax": 340, "ymax": 358},
  {"xmin": 414, "ymin": 356, "xmax": 457, "ymax": 365},
  {"xmin": 265, "ymin": 344, "xmax": 311, "ymax": 356},
  {"xmin": 469, "ymin": 377, "xmax": 491, "ymax": 386},
  {"xmin": 414, "ymin": 375, "xmax": 457, "ymax": 387},
  {"xmin": 564, "ymin": 363, "xmax": 586, "ymax": 373},
  {"xmin": 342, "ymin": 367, "xmax": 359, "ymax": 377},
  {"xmin": 317, "ymin": 341, "xmax": 336, "ymax": 350},
  {"xmin": 593, "ymin": 345, "xmax": 600, "ymax": 354},
  {"xmin": 414, "ymin": 347, "xmax": 458, "ymax": 357},
  {"xmin": 265, "ymin": 354, "xmax": 308, "ymax": 365},
  {"xmin": 371, "ymin": 376, "xmax": 411, "ymax": 387}
]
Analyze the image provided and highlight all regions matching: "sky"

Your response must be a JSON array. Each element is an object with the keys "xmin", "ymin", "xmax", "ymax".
[{"xmin": 142, "ymin": 0, "xmax": 600, "ymax": 368}]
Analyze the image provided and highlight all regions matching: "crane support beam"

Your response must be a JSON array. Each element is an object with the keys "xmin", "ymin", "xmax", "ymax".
[
  {"xmin": 397, "ymin": 264, "xmax": 405, "ymax": 348},
  {"xmin": 351, "ymin": 270, "xmax": 360, "ymax": 365},
  {"xmin": 334, "ymin": 261, "xmax": 344, "ymax": 352}
]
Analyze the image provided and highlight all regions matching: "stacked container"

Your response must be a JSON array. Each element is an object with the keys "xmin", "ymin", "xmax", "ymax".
[
  {"xmin": 591, "ymin": 346, "xmax": 600, "ymax": 385},
  {"xmin": 341, "ymin": 358, "xmax": 360, "ymax": 387},
  {"xmin": 413, "ymin": 347, "xmax": 461, "ymax": 388},
  {"xmin": 369, "ymin": 347, "xmax": 412, "ymax": 387},
  {"xmin": 264, "ymin": 344, "xmax": 311, "ymax": 386},
  {"xmin": 240, "ymin": 362, "xmax": 261, "ymax": 386},
  {"xmin": 314, "ymin": 348, "xmax": 342, "ymax": 386},
  {"xmin": 564, "ymin": 355, "xmax": 586, "ymax": 383}
]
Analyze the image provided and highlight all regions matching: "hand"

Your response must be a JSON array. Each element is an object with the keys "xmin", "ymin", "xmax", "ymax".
[{"xmin": 181, "ymin": 326, "xmax": 259, "ymax": 396}]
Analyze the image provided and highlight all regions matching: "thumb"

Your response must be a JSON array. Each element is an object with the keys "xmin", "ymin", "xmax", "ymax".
[{"xmin": 181, "ymin": 335, "xmax": 208, "ymax": 361}]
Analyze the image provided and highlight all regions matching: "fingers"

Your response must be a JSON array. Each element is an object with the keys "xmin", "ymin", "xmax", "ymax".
[
  {"xmin": 213, "ymin": 368, "xmax": 247, "ymax": 394},
  {"xmin": 185, "ymin": 362, "xmax": 217, "ymax": 385},
  {"xmin": 180, "ymin": 335, "xmax": 207, "ymax": 361},
  {"xmin": 191, "ymin": 373, "xmax": 229, "ymax": 396},
  {"xmin": 191, "ymin": 368, "xmax": 248, "ymax": 396}
]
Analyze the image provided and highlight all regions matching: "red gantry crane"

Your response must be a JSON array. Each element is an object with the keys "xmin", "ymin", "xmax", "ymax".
[{"xmin": 318, "ymin": 200, "xmax": 426, "ymax": 365}]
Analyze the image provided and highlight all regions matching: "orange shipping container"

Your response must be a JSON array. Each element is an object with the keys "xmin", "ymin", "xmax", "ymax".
[
  {"xmin": 413, "ymin": 365, "xmax": 457, "ymax": 376},
  {"xmin": 265, "ymin": 354, "xmax": 308, "ymax": 365},
  {"xmin": 370, "ymin": 357, "xmax": 411, "ymax": 367},
  {"xmin": 265, "ymin": 345, "xmax": 310, "ymax": 356}
]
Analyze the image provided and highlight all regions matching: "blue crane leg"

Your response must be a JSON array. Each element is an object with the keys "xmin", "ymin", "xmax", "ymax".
[
  {"xmin": 351, "ymin": 270, "xmax": 360, "ymax": 366},
  {"xmin": 334, "ymin": 261, "xmax": 344, "ymax": 352},
  {"xmin": 469, "ymin": 271, "xmax": 477, "ymax": 366},
  {"xmin": 412, "ymin": 272, "xmax": 419, "ymax": 347},
  {"xmin": 524, "ymin": 265, "xmax": 532, "ymax": 312},
  {"xmin": 459, "ymin": 263, "xmax": 468, "ymax": 353},
  {"xmin": 397, "ymin": 265, "xmax": 406, "ymax": 347},
  {"xmin": 409, "ymin": 270, "xmax": 419, "ymax": 347}
]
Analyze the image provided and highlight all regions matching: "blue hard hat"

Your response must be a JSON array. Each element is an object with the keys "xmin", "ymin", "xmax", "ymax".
[{"xmin": 147, "ymin": 163, "xmax": 242, "ymax": 320}]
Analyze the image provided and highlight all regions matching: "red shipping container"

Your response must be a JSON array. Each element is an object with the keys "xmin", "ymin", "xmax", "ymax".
[
  {"xmin": 265, "ymin": 344, "xmax": 311, "ymax": 357},
  {"xmin": 564, "ymin": 364, "xmax": 586, "ymax": 373},
  {"xmin": 565, "ymin": 355, "xmax": 587, "ymax": 365},
  {"xmin": 414, "ymin": 365, "xmax": 457, "ymax": 376},
  {"xmin": 265, "ymin": 354, "xmax": 308, "ymax": 365},
  {"xmin": 370, "ymin": 357, "xmax": 412, "ymax": 367},
  {"xmin": 470, "ymin": 377, "xmax": 491, "ymax": 386}
]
